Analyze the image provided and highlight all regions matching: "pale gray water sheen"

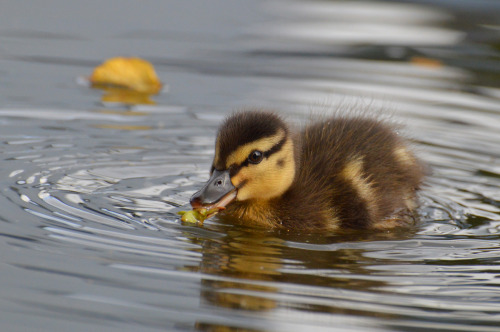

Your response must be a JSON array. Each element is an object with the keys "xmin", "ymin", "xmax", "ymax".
[{"xmin": 1, "ymin": 1, "xmax": 500, "ymax": 331}]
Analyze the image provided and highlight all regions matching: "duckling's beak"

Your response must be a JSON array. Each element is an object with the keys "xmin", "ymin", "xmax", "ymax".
[{"xmin": 190, "ymin": 169, "xmax": 237, "ymax": 210}]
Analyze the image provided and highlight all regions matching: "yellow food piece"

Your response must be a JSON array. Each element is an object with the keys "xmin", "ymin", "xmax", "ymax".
[
  {"xmin": 178, "ymin": 210, "xmax": 204, "ymax": 224},
  {"xmin": 178, "ymin": 208, "xmax": 221, "ymax": 224},
  {"xmin": 89, "ymin": 57, "xmax": 162, "ymax": 94}
]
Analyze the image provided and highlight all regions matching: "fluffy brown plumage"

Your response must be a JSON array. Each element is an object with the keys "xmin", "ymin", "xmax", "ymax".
[{"xmin": 190, "ymin": 110, "xmax": 424, "ymax": 231}]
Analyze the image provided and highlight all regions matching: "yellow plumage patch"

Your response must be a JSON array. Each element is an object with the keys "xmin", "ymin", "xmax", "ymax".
[
  {"xmin": 340, "ymin": 156, "xmax": 376, "ymax": 218},
  {"xmin": 393, "ymin": 146, "xmax": 415, "ymax": 167},
  {"xmin": 230, "ymin": 136, "xmax": 295, "ymax": 202}
]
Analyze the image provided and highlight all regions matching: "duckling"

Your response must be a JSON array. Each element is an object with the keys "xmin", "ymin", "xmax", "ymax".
[{"xmin": 190, "ymin": 110, "xmax": 424, "ymax": 231}]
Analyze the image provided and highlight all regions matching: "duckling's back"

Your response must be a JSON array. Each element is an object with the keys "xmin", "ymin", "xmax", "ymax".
[{"xmin": 282, "ymin": 116, "xmax": 424, "ymax": 230}]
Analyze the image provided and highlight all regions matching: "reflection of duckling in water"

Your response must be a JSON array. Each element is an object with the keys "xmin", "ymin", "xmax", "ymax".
[{"xmin": 190, "ymin": 110, "xmax": 424, "ymax": 231}]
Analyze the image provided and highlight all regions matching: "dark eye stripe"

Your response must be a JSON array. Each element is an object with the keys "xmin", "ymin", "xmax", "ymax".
[
  {"xmin": 228, "ymin": 135, "xmax": 287, "ymax": 177},
  {"xmin": 263, "ymin": 135, "xmax": 286, "ymax": 159}
]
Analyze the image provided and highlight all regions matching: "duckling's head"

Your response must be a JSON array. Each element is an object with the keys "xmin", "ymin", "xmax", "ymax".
[{"xmin": 190, "ymin": 111, "xmax": 296, "ymax": 210}]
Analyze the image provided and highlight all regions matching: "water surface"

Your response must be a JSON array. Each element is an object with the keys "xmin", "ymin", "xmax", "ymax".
[{"xmin": 1, "ymin": 0, "xmax": 500, "ymax": 331}]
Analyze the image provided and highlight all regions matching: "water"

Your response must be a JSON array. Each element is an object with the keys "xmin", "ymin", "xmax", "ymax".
[{"xmin": 1, "ymin": 0, "xmax": 500, "ymax": 331}]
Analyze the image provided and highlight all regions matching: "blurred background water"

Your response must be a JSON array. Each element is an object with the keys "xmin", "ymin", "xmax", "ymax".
[{"xmin": 1, "ymin": 0, "xmax": 500, "ymax": 331}]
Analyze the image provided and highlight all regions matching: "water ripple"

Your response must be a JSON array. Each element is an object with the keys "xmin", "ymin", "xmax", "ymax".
[{"xmin": 2, "ymin": 0, "xmax": 500, "ymax": 331}]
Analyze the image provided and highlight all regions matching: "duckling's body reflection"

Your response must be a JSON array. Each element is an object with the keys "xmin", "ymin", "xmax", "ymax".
[
  {"xmin": 191, "ymin": 229, "xmax": 282, "ymax": 312},
  {"xmin": 183, "ymin": 225, "xmax": 416, "ymax": 330}
]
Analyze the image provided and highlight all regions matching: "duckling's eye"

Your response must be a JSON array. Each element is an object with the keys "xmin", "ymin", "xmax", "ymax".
[{"xmin": 248, "ymin": 150, "xmax": 264, "ymax": 164}]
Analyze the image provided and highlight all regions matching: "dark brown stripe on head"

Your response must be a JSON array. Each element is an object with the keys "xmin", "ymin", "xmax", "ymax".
[
  {"xmin": 215, "ymin": 110, "xmax": 287, "ymax": 169},
  {"xmin": 228, "ymin": 134, "xmax": 287, "ymax": 177}
]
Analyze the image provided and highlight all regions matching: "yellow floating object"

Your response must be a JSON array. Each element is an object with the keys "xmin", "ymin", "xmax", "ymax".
[
  {"xmin": 410, "ymin": 56, "xmax": 443, "ymax": 68},
  {"xmin": 89, "ymin": 57, "xmax": 162, "ymax": 94}
]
